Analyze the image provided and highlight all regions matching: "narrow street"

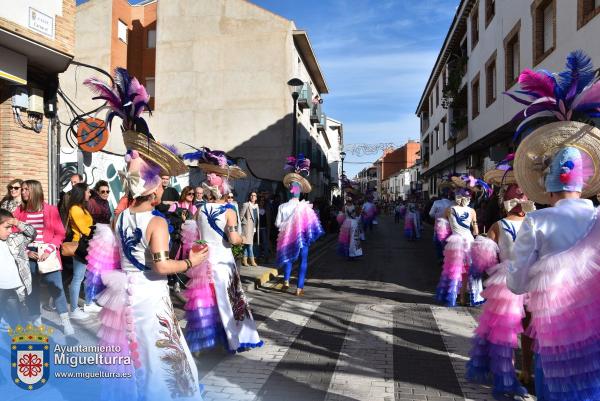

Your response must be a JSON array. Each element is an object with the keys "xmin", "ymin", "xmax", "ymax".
[{"xmin": 191, "ymin": 216, "xmax": 498, "ymax": 401}]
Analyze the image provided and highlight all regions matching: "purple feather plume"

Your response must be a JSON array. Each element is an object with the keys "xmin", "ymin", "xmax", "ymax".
[
  {"xmin": 518, "ymin": 69, "xmax": 556, "ymax": 99},
  {"xmin": 182, "ymin": 146, "xmax": 233, "ymax": 167},
  {"xmin": 284, "ymin": 154, "xmax": 311, "ymax": 174},
  {"xmin": 140, "ymin": 161, "xmax": 161, "ymax": 183},
  {"xmin": 162, "ymin": 143, "xmax": 181, "ymax": 157},
  {"xmin": 84, "ymin": 68, "xmax": 152, "ymax": 136},
  {"xmin": 505, "ymin": 50, "xmax": 600, "ymax": 141}
]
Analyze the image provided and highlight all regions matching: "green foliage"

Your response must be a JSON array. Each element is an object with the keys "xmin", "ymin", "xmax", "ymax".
[
  {"xmin": 442, "ymin": 54, "xmax": 468, "ymax": 109},
  {"xmin": 231, "ymin": 244, "xmax": 244, "ymax": 260}
]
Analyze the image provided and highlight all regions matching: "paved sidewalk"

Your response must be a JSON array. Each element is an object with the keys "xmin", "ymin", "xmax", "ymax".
[{"xmin": 34, "ymin": 217, "xmax": 537, "ymax": 401}]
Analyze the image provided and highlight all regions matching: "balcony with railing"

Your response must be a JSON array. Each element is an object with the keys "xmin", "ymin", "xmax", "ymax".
[
  {"xmin": 317, "ymin": 113, "xmax": 326, "ymax": 133},
  {"xmin": 297, "ymin": 83, "xmax": 313, "ymax": 110},
  {"xmin": 310, "ymin": 101, "xmax": 322, "ymax": 124}
]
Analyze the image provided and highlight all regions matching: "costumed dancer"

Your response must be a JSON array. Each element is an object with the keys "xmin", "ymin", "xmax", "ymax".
[
  {"xmin": 86, "ymin": 68, "xmax": 206, "ymax": 400},
  {"xmin": 337, "ymin": 197, "xmax": 363, "ymax": 259},
  {"xmin": 435, "ymin": 175, "xmax": 492, "ymax": 307},
  {"xmin": 361, "ymin": 195, "xmax": 377, "ymax": 235},
  {"xmin": 403, "ymin": 201, "xmax": 421, "ymax": 241},
  {"xmin": 466, "ymin": 161, "xmax": 535, "ymax": 401},
  {"xmin": 506, "ymin": 51, "xmax": 600, "ymax": 401},
  {"xmin": 184, "ymin": 147, "xmax": 263, "ymax": 353},
  {"xmin": 430, "ymin": 180, "xmax": 455, "ymax": 262},
  {"xmin": 275, "ymin": 155, "xmax": 325, "ymax": 295}
]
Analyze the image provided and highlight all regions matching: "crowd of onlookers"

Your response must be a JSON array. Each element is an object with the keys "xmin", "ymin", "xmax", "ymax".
[{"xmin": 0, "ymin": 173, "xmax": 348, "ymax": 336}]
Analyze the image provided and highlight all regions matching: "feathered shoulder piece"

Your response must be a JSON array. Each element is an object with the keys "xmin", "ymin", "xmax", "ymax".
[
  {"xmin": 181, "ymin": 146, "xmax": 233, "ymax": 167},
  {"xmin": 84, "ymin": 68, "xmax": 152, "ymax": 137},
  {"xmin": 505, "ymin": 50, "xmax": 600, "ymax": 140},
  {"xmin": 284, "ymin": 154, "xmax": 311, "ymax": 175}
]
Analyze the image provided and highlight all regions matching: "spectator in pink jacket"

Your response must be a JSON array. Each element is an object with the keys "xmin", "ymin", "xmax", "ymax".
[
  {"xmin": 168, "ymin": 185, "xmax": 198, "ymax": 220},
  {"xmin": 14, "ymin": 180, "xmax": 73, "ymax": 335}
]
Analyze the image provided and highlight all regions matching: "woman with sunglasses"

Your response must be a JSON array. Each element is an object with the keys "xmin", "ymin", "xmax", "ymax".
[
  {"xmin": 13, "ymin": 180, "xmax": 71, "ymax": 334},
  {"xmin": 1, "ymin": 179, "xmax": 23, "ymax": 213},
  {"xmin": 168, "ymin": 185, "xmax": 199, "ymax": 220},
  {"xmin": 87, "ymin": 180, "xmax": 112, "ymax": 225}
]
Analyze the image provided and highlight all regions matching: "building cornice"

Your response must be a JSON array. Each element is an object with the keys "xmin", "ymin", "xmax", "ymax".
[{"xmin": 293, "ymin": 30, "xmax": 329, "ymax": 94}]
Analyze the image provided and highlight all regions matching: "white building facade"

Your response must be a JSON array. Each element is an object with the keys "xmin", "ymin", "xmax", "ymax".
[{"xmin": 416, "ymin": 0, "xmax": 600, "ymax": 198}]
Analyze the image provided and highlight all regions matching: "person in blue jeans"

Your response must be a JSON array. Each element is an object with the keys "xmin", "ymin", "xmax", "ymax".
[
  {"xmin": 14, "ymin": 180, "xmax": 73, "ymax": 335},
  {"xmin": 66, "ymin": 183, "xmax": 97, "ymax": 320}
]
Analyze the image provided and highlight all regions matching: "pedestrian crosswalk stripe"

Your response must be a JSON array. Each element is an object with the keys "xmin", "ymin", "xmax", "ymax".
[
  {"xmin": 325, "ymin": 304, "xmax": 394, "ymax": 401},
  {"xmin": 431, "ymin": 306, "xmax": 496, "ymax": 401},
  {"xmin": 200, "ymin": 300, "xmax": 320, "ymax": 401}
]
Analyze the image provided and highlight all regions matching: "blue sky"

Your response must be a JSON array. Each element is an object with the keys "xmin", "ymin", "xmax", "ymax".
[
  {"xmin": 77, "ymin": 0, "xmax": 457, "ymax": 177},
  {"xmin": 252, "ymin": 0, "xmax": 458, "ymax": 176}
]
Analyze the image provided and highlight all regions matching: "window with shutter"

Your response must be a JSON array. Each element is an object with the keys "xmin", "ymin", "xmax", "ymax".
[{"xmin": 532, "ymin": 0, "xmax": 555, "ymax": 66}]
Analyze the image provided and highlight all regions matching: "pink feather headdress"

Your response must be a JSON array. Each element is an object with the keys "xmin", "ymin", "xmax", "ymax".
[{"xmin": 506, "ymin": 50, "xmax": 600, "ymax": 140}]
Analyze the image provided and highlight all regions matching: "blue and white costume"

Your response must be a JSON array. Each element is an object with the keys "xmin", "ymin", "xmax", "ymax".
[{"xmin": 196, "ymin": 202, "xmax": 263, "ymax": 353}]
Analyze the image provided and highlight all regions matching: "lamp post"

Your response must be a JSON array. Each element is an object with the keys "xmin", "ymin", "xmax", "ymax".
[
  {"xmin": 287, "ymin": 78, "xmax": 304, "ymax": 155},
  {"xmin": 340, "ymin": 151, "xmax": 346, "ymax": 177}
]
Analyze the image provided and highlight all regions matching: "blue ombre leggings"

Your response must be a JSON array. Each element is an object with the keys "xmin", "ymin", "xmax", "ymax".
[{"xmin": 283, "ymin": 246, "xmax": 309, "ymax": 289}]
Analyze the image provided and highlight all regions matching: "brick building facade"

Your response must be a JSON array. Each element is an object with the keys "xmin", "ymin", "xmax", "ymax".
[
  {"xmin": 0, "ymin": 0, "xmax": 75, "ymax": 202},
  {"xmin": 380, "ymin": 140, "xmax": 420, "ymax": 181}
]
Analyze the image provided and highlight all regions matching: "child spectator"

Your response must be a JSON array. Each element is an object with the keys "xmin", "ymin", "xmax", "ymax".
[{"xmin": 0, "ymin": 208, "xmax": 36, "ymax": 328}]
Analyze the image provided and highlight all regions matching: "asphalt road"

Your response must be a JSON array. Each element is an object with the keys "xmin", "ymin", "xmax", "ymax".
[{"xmin": 38, "ymin": 215, "xmax": 533, "ymax": 401}]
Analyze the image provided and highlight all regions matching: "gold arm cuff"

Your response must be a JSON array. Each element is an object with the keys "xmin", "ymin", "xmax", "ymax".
[{"xmin": 153, "ymin": 251, "xmax": 170, "ymax": 262}]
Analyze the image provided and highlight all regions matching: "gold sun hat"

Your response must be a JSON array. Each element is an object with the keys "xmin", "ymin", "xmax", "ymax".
[
  {"xmin": 283, "ymin": 173, "xmax": 312, "ymax": 193},
  {"xmin": 451, "ymin": 176, "xmax": 481, "ymax": 192},
  {"xmin": 484, "ymin": 169, "xmax": 516, "ymax": 186},
  {"xmin": 506, "ymin": 51, "xmax": 600, "ymax": 204},
  {"xmin": 123, "ymin": 131, "xmax": 187, "ymax": 177},
  {"xmin": 513, "ymin": 121, "xmax": 600, "ymax": 204},
  {"xmin": 484, "ymin": 154, "xmax": 517, "ymax": 186},
  {"xmin": 182, "ymin": 146, "xmax": 247, "ymax": 179}
]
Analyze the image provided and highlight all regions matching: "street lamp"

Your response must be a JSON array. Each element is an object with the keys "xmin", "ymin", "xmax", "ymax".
[
  {"xmin": 340, "ymin": 151, "xmax": 346, "ymax": 177},
  {"xmin": 287, "ymin": 78, "xmax": 304, "ymax": 155}
]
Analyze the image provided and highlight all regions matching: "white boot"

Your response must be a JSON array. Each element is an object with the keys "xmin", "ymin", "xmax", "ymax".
[
  {"xmin": 83, "ymin": 303, "xmax": 102, "ymax": 313},
  {"xmin": 60, "ymin": 313, "xmax": 74, "ymax": 336}
]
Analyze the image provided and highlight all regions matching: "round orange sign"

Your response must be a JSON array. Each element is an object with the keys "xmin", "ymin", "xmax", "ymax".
[{"xmin": 77, "ymin": 118, "xmax": 108, "ymax": 152}]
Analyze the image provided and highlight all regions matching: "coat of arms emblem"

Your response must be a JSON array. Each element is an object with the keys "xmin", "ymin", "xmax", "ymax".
[{"xmin": 9, "ymin": 324, "xmax": 52, "ymax": 391}]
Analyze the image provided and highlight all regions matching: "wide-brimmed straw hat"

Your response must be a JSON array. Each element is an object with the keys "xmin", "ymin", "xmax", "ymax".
[
  {"xmin": 451, "ymin": 176, "xmax": 481, "ymax": 192},
  {"xmin": 283, "ymin": 172, "xmax": 312, "ymax": 193},
  {"xmin": 123, "ymin": 130, "xmax": 187, "ymax": 177},
  {"xmin": 514, "ymin": 121, "xmax": 600, "ymax": 204},
  {"xmin": 484, "ymin": 169, "xmax": 516, "ymax": 186},
  {"xmin": 196, "ymin": 163, "xmax": 247, "ymax": 179}
]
